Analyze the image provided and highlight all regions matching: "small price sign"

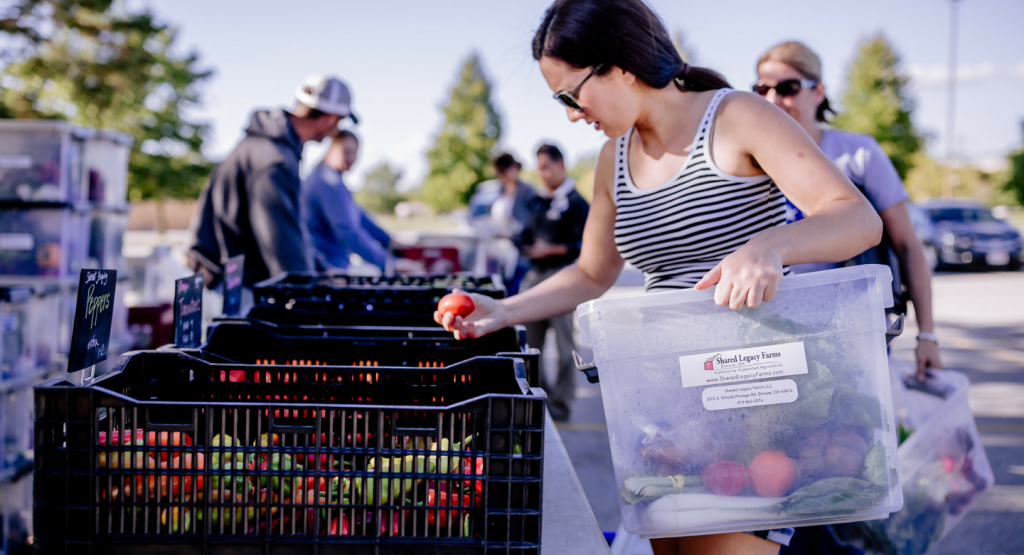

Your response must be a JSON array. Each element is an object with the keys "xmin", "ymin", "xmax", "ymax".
[
  {"xmin": 174, "ymin": 273, "xmax": 203, "ymax": 348},
  {"xmin": 222, "ymin": 254, "xmax": 245, "ymax": 316},
  {"xmin": 68, "ymin": 269, "xmax": 117, "ymax": 372}
]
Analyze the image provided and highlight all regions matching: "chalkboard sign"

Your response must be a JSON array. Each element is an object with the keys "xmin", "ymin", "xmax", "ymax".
[
  {"xmin": 222, "ymin": 254, "xmax": 245, "ymax": 316},
  {"xmin": 68, "ymin": 269, "xmax": 117, "ymax": 372},
  {"xmin": 174, "ymin": 273, "xmax": 203, "ymax": 348}
]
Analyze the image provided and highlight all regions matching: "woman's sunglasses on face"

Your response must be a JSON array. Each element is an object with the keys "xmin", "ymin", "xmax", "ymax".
[
  {"xmin": 553, "ymin": 64, "xmax": 605, "ymax": 112},
  {"xmin": 752, "ymin": 78, "xmax": 818, "ymax": 98}
]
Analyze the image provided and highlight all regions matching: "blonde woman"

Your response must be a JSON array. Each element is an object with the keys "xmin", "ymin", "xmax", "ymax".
[{"xmin": 755, "ymin": 41, "xmax": 941, "ymax": 380}]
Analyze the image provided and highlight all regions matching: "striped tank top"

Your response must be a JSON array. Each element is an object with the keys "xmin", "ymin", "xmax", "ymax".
[{"xmin": 613, "ymin": 88, "xmax": 790, "ymax": 291}]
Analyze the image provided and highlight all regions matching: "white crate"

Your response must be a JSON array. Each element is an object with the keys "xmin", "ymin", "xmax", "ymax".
[
  {"xmin": 0, "ymin": 120, "xmax": 93, "ymax": 203},
  {"xmin": 576, "ymin": 265, "xmax": 903, "ymax": 537},
  {"xmin": 83, "ymin": 129, "xmax": 132, "ymax": 206},
  {"xmin": 0, "ymin": 380, "xmax": 34, "ymax": 480},
  {"xmin": 0, "ymin": 287, "xmax": 33, "ymax": 383},
  {"xmin": 0, "ymin": 204, "xmax": 89, "ymax": 277},
  {"xmin": 830, "ymin": 367, "xmax": 993, "ymax": 554},
  {"xmin": 0, "ymin": 465, "xmax": 32, "ymax": 555}
]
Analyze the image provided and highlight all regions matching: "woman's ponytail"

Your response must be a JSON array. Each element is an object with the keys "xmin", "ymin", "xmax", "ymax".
[{"xmin": 673, "ymin": 62, "xmax": 731, "ymax": 93}]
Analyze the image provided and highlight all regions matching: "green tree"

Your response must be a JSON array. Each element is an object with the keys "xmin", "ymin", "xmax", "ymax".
[
  {"xmin": 1003, "ymin": 121, "xmax": 1024, "ymax": 206},
  {"xmin": 356, "ymin": 161, "xmax": 405, "ymax": 214},
  {"xmin": 0, "ymin": 0, "xmax": 213, "ymax": 201},
  {"xmin": 568, "ymin": 154, "xmax": 598, "ymax": 202},
  {"xmin": 671, "ymin": 29, "xmax": 695, "ymax": 64},
  {"xmin": 832, "ymin": 33, "xmax": 922, "ymax": 179},
  {"xmin": 420, "ymin": 53, "xmax": 501, "ymax": 212},
  {"xmin": 904, "ymin": 152, "xmax": 1000, "ymax": 203}
]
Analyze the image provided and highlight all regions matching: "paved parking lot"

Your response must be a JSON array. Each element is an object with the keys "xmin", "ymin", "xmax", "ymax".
[{"xmin": 548, "ymin": 268, "xmax": 1024, "ymax": 553}]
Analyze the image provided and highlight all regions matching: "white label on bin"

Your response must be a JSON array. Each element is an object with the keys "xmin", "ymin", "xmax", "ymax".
[
  {"xmin": 0, "ymin": 155, "xmax": 31, "ymax": 169},
  {"xmin": 679, "ymin": 342, "xmax": 807, "ymax": 388},
  {"xmin": 702, "ymin": 379, "xmax": 799, "ymax": 410},
  {"xmin": 0, "ymin": 233, "xmax": 34, "ymax": 251}
]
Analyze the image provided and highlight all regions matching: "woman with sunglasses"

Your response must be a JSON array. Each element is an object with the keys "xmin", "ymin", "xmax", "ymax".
[
  {"xmin": 439, "ymin": 2, "xmax": 882, "ymax": 552},
  {"xmin": 755, "ymin": 42, "xmax": 941, "ymax": 383}
]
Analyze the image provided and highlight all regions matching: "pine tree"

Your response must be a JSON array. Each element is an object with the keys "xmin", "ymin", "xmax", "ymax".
[
  {"xmin": 1003, "ymin": 121, "xmax": 1024, "ymax": 206},
  {"xmin": 0, "ymin": 0, "xmax": 213, "ymax": 201},
  {"xmin": 356, "ymin": 161, "xmax": 405, "ymax": 214},
  {"xmin": 420, "ymin": 53, "xmax": 501, "ymax": 213},
  {"xmin": 832, "ymin": 33, "xmax": 922, "ymax": 180}
]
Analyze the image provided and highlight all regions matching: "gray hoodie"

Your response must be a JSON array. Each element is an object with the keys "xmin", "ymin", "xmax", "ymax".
[{"xmin": 189, "ymin": 109, "xmax": 314, "ymax": 287}]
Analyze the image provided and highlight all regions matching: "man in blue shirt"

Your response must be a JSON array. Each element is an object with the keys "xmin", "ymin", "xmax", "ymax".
[{"xmin": 302, "ymin": 130, "xmax": 391, "ymax": 271}]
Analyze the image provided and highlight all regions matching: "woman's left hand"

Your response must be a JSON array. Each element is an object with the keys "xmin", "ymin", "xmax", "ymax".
[
  {"xmin": 694, "ymin": 241, "xmax": 784, "ymax": 309},
  {"xmin": 915, "ymin": 339, "xmax": 943, "ymax": 380}
]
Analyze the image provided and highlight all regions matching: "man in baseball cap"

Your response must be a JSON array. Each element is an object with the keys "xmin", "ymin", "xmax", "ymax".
[
  {"xmin": 295, "ymin": 75, "xmax": 359, "ymax": 124},
  {"xmin": 188, "ymin": 75, "xmax": 359, "ymax": 291}
]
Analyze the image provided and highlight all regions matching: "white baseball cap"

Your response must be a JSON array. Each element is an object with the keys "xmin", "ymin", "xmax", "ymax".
[{"xmin": 295, "ymin": 75, "xmax": 359, "ymax": 123}]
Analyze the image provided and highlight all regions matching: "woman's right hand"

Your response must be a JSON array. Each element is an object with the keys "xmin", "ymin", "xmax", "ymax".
[{"xmin": 434, "ymin": 289, "xmax": 509, "ymax": 340}]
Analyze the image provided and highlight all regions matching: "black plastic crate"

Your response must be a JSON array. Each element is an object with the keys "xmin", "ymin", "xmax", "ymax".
[
  {"xmin": 252, "ymin": 273, "xmax": 506, "ymax": 327},
  {"xmin": 190, "ymin": 320, "xmax": 540, "ymax": 388},
  {"xmin": 34, "ymin": 350, "xmax": 545, "ymax": 554}
]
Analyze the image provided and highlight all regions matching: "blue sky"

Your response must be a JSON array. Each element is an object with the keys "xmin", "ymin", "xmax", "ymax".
[{"xmin": 141, "ymin": 0, "xmax": 1024, "ymax": 189}]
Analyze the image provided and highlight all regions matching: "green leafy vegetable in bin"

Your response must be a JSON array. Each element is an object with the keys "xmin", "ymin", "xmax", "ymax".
[
  {"xmin": 772, "ymin": 477, "xmax": 889, "ymax": 514},
  {"xmin": 620, "ymin": 474, "xmax": 703, "ymax": 504},
  {"xmin": 741, "ymin": 361, "xmax": 836, "ymax": 454},
  {"xmin": 861, "ymin": 442, "xmax": 890, "ymax": 487},
  {"xmin": 741, "ymin": 312, "xmax": 814, "ymax": 342},
  {"xmin": 831, "ymin": 384, "xmax": 885, "ymax": 429},
  {"xmin": 897, "ymin": 423, "xmax": 914, "ymax": 445},
  {"xmin": 796, "ymin": 361, "xmax": 838, "ymax": 426}
]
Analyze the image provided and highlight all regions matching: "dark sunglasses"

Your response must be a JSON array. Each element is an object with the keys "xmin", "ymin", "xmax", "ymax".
[
  {"xmin": 553, "ymin": 64, "xmax": 605, "ymax": 111},
  {"xmin": 752, "ymin": 78, "xmax": 818, "ymax": 97}
]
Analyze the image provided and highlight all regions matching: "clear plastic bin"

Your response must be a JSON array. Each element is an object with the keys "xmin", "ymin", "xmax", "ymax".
[
  {"xmin": 83, "ymin": 129, "xmax": 132, "ymax": 206},
  {"xmin": 27, "ymin": 285, "xmax": 61, "ymax": 369},
  {"xmin": 830, "ymin": 367, "xmax": 993, "ymax": 554},
  {"xmin": 0, "ymin": 120, "xmax": 93, "ymax": 202},
  {"xmin": 0, "ymin": 203, "xmax": 89, "ymax": 277},
  {"xmin": 0, "ymin": 287, "xmax": 33, "ymax": 382},
  {"xmin": 0, "ymin": 380, "xmax": 34, "ymax": 479},
  {"xmin": 575, "ymin": 265, "xmax": 903, "ymax": 538},
  {"xmin": 87, "ymin": 207, "xmax": 128, "ymax": 271},
  {"xmin": 55, "ymin": 280, "xmax": 77, "ymax": 355},
  {"xmin": 0, "ymin": 464, "xmax": 33, "ymax": 554}
]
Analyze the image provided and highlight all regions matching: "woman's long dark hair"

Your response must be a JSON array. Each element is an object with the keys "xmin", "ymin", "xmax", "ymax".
[{"xmin": 532, "ymin": 0, "xmax": 730, "ymax": 92}]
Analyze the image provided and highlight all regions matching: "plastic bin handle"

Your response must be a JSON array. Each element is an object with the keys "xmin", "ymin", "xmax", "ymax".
[
  {"xmin": 886, "ymin": 313, "xmax": 905, "ymax": 346},
  {"xmin": 572, "ymin": 350, "xmax": 600, "ymax": 384},
  {"xmin": 268, "ymin": 414, "xmax": 316, "ymax": 434}
]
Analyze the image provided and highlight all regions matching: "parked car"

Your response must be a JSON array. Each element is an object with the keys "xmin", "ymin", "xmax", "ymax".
[
  {"xmin": 906, "ymin": 202, "xmax": 938, "ymax": 269},
  {"xmin": 914, "ymin": 198, "xmax": 1023, "ymax": 271}
]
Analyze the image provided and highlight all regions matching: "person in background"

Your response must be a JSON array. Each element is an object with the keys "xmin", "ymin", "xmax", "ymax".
[
  {"xmin": 519, "ymin": 144, "xmax": 590, "ymax": 421},
  {"xmin": 303, "ymin": 129, "xmax": 392, "ymax": 272},
  {"xmin": 755, "ymin": 42, "xmax": 941, "ymax": 382},
  {"xmin": 467, "ymin": 153, "xmax": 539, "ymax": 294},
  {"xmin": 188, "ymin": 75, "xmax": 355, "ymax": 287}
]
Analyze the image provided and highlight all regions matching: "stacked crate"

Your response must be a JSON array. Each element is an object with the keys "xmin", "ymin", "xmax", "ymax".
[
  {"xmin": 34, "ymin": 273, "xmax": 548, "ymax": 553},
  {"xmin": 0, "ymin": 121, "xmax": 133, "ymax": 554},
  {"xmin": 0, "ymin": 120, "xmax": 133, "ymax": 368}
]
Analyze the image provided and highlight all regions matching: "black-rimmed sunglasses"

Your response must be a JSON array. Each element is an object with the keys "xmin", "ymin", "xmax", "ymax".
[
  {"xmin": 553, "ymin": 64, "xmax": 605, "ymax": 112},
  {"xmin": 752, "ymin": 78, "xmax": 818, "ymax": 97}
]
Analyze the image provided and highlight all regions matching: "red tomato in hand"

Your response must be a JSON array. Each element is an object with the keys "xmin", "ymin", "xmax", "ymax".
[{"xmin": 438, "ymin": 294, "xmax": 475, "ymax": 318}]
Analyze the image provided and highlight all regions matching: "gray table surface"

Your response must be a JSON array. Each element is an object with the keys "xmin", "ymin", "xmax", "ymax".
[{"xmin": 542, "ymin": 413, "xmax": 613, "ymax": 554}]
